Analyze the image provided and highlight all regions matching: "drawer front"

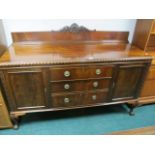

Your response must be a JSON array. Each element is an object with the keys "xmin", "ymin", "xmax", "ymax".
[
  {"xmin": 83, "ymin": 91, "xmax": 108, "ymax": 105},
  {"xmin": 146, "ymin": 66, "xmax": 155, "ymax": 80},
  {"xmin": 51, "ymin": 93, "xmax": 82, "ymax": 108},
  {"xmin": 50, "ymin": 81, "xmax": 84, "ymax": 93},
  {"xmin": 50, "ymin": 67, "xmax": 86, "ymax": 81},
  {"xmin": 50, "ymin": 66, "xmax": 113, "ymax": 81},
  {"xmin": 89, "ymin": 66, "xmax": 113, "ymax": 78},
  {"xmin": 85, "ymin": 79, "xmax": 110, "ymax": 91},
  {"xmin": 50, "ymin": 79, "xmax": 110, "ymax": 93}
]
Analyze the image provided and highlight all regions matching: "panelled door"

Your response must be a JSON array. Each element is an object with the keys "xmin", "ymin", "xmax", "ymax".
[
  {"xmin": 112, "ymin": 64, "xmax": 146, "ymax": 101},
  {"xmin": 4, "ymin": 68, "xmax": 49, "ymax": 111}
]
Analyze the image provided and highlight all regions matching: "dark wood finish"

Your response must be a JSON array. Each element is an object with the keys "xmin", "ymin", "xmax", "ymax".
[
  {"xmin": 0, "ymin": 30, "xmax": 152, "ymax": 128},
  {"xmin": 51, "ymin": 79, "xmax": 110, "ymax": 93},
  {"xmin": 83, "ymin": 90, "xmax": 108, "ymax": 105},
  {"xmin": 108, "ymin": 125, "xmax": 155, "ymax": 135},
  {"xmin": 5, "ymin": 69, "xmax": 48, "ymax": 110},
  {"xmin": 112, "ymin": 64, "xmax": 145, "ymax": 101},
  {"xmin": 85, "ymin": 79, "xmax": 110, "ymax": 91},
  {"xmin": 50, "ymin": 67, "xmax": 87, "ymax": 81},
  {"xmin": 12, "ymin": 31, "xmax": 129, "ymax": 43},
  {"xmin": 51, "ymin": 90, "xmax": 108, "ymax": 108},
  {"xmin": 51, "ymin": 92, "xmax": 82, "ymax": 108},
  {"xmin": 50, "ymin": 66, "xmax": 113, "ymax": 81},
  {"xmin": 51, "ymin": 80, "xmax": 85, "ymax": 93},
  {"xmin": 0, "ymin": 41, "xmax": 150, "ymax": 66}
]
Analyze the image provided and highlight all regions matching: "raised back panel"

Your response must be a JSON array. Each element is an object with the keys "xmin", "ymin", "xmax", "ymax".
[
  {"xmin": 11, "ymin": 23, "xmax": 129, "ymax": 43},
  {"xmin": 12, "ymin": 31, "xmax": 129, "ymax": 43}
]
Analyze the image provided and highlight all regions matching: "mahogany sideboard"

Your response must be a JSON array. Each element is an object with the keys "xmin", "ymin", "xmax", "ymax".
[{"xmin": 0, "ymin": 26, "xmax": 152, "ymax": 128}]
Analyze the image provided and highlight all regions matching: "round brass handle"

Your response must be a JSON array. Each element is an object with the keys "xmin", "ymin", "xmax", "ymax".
[
  {"xmin": 92, "ymin": 95, "xmax": 97, "ymax": 100},
  {"xmin": 64, "ymin": 71, "xmax": 70, "ymax": 77},
  {"xmin": 93, "ymin": 81, "xmax": 98, "ymax": 88},
  {"xmin": 64, "ymin": 97, "xmax": 70, "ymax": 103},
  {"xmin": 96, "ymin": 69, "xmax": 102, "ymax": 75},
  {"xmin": 64, "ymin": 84, "xmax": 70, "ymax": 90}
]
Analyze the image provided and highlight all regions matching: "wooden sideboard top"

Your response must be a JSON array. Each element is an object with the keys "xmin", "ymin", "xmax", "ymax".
[
  {"xmin": 0, "ymin": 27, "xmax": 153, "ymax": 67},
  {"xmin": 0, "ymin": 41, "xmax": 152, "ymax": 67}
]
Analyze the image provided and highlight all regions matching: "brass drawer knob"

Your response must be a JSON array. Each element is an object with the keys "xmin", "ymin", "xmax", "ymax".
[
  {"xmin": 96, "ymin": 69, "xmax": 102, "ymax": 75},
  {"xmin": 93, "ymin": 81, "xmax": 98, "ymax": 88},
  {"xmin": 92, "ymin": 95, "xmax": 97, "ymax": 100},
  {"xmin": 64, "ymin": 97, "xmax": 70, "ymax": 103},
  {"xmin": 64, "ymin": 71, "xmax": 70, "ymax": 77},
  {"xmin": 64, "ymin": 84, "xmax": 70, "ymax": 90}
]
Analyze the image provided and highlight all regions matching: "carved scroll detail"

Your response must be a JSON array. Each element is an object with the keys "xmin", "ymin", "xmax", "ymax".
[{"xmin": 58, "ymin": 23, "xmax": 91, "ymax": 33}]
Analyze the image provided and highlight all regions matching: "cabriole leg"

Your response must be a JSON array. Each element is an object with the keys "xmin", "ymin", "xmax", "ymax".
[
  {"xmin": 10, "ymin": 114, "xmax": 19, "ymax": 129},
  {"xmin": 126, "ymin": 102, "xmax": 138, "ymax": 116},
  {"xmin": 129, "ymin": 106, "xmax": 135, "ymax": 116}
]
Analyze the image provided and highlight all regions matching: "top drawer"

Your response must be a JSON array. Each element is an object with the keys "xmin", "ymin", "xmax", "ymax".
[{"xmin": 50, "ymin": 66, "xmax": 113, "ymax": 81}]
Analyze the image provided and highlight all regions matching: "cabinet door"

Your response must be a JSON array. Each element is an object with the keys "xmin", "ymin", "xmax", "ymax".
[
  {"xmin": 5, "ymin": 69, "xmax": 48, "ymax": 110},
  {"xmin": 112, "ymin": 64, "xmax": 145, "ymax": 101}
]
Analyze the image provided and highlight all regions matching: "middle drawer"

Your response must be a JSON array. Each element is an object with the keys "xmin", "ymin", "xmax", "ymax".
[{"xmin": 50, "ymin": 79, "xmax": 110, "ymax": 93}]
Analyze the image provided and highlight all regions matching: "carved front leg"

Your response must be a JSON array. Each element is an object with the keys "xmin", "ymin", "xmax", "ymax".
[
  {"xmin": 10, "ymin": 112, "xmax": 25, "ymax": 129},
  {"xmin": 126, "ymin": 101, "xmax": 139, "ymax": 116},
  {"xmin": 10, "ymin": 114, "xmax": 19, "ymax": 129}
]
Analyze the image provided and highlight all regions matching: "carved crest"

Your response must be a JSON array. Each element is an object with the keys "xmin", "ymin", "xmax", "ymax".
[{"xmin": 58, "ymin": 23, "xmax": 91, "ymax": 33}]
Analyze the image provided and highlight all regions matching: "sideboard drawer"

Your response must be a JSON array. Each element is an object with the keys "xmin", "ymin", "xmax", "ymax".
[
  {"xmin": 50, "ymin": 67, "xmax": 86, "ymax": 81},
  {"xmin": 50, "ymin": 79, "xmax": 110, "ymax": 93},
  {"xmin": 85, "ymin": 79, "xmax": 110, "ymax": 91},
  {"xmin": 83, "ymin": 90, "xmax": 108, "ymax": 105},
  {"xmin": 51, "ymin": 93, "xmax": 82, "ymax": 108},
  {"xmin": 50, "ymin": 66, "xmax": 113, "ymax": 81},
  {"xmin": 50, "ymin": 80, "xmax": 84, "ymax": 93},
  {"xmin": 89, "ymin": 66, "xmax": 113, "ymax": 78}
]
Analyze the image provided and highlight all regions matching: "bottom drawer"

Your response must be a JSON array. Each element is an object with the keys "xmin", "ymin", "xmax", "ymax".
[
  {"xmin": 51, "ymin": 90, "xmax": 108, "ymax": 108},
  {"xmin": 51, "ymin": 93, "xmax": 82, "ymax": 108}
]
